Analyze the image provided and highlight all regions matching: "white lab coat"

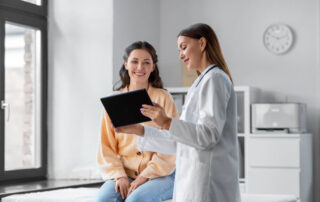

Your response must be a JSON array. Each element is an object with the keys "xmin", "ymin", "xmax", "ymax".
[{"xmin": 138, "ymin": 65, "xmax": 241, "ymax": 202}]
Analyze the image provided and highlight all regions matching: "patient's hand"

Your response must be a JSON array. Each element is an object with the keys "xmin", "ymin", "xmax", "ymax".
[
  {"xmin": 114, "ymin": 124, "xmax": 145, "ymax": 136},
  {"xmin": 115, "ymin": 176, "xmax": 131, "ymax": 199},
  {"xmin": 127, "ymin": 175, "xmax": 149, "ymax": 196},
  {"xmin": 141, "ymin": 102, "xmax": 172, "ymax": 130}
]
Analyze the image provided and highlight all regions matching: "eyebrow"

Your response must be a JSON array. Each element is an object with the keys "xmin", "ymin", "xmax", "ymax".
[{"xmin": 131, "ymin": 58, "xmax": 152, "ymax": 61}]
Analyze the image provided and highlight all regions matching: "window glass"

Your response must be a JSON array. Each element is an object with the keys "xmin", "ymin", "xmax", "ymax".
[{"xmin": 4, "ymin": 22, "xmax": 42, "ymax": 170}]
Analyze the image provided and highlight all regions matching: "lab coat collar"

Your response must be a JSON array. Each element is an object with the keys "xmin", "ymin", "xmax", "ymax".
[{"xmin": 194, "ymin": 64, "xmax": 217, "ymax": 87}]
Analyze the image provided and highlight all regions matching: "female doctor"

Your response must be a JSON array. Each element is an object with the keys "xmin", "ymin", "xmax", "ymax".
[{"xmin": 115, "ymin": 23, "xmax": 241, "ymax": 202}]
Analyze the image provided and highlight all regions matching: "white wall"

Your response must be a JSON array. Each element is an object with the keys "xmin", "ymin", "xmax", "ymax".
[
  {"xmin": 158, "ymin": 0, "xmax": 320, "ymax": 201},
  {"xmin": 48, "ymin": 0, "xmax": 113, "ymax": 179},
  {"xmin": 113, "ymin": 0, "xmax": 160, "ymax": 88}
]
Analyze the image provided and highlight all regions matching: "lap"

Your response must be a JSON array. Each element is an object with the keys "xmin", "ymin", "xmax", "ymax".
[
  {"xmin": 126, "ymin": 173, "xmax": 175, "ymax": 202},
  {"xmin": 95, "ymin": 172, "xmax": 175, "ymax": 202}
]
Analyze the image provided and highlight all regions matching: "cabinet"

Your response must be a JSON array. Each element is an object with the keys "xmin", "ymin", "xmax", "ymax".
[
  {"xmin": 246, "ymin": 134, "xmax": 312, "ymax": 202},
  {"xmin": 167, "ymin": 86, "xmax": 259, "ymax": 187}
]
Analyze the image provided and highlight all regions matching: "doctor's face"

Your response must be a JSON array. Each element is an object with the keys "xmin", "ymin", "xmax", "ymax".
[
  {"xmin": 124, "ymin": 49, "xmax": 155, "ymax": 85},
  {"xmin": 178, "ymin": 36, "xmax": 203, "ymax": 71}
]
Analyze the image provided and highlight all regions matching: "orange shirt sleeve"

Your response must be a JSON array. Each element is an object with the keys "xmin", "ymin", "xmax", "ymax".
[{"xmin": 97, "ymin": 112, "xmax": 127, "ymax": 180}]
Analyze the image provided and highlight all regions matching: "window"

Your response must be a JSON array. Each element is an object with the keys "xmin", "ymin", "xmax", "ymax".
[{"xmin": 0, "ymin": 0, "xmax": 47, "ymax": 182}]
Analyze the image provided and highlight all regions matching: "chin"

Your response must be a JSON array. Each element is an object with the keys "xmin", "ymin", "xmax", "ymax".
[{"xmin": 186, "ymin": 66, "xmax": 195, "ymax": 71}]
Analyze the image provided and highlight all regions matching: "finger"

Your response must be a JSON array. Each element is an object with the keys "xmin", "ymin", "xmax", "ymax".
[
  {"xmin": 140, "ymin": 110, "xmax": 154, "ymax": 119},
  {"xmin": 142, "ymin": 104, "xmax": 155, "ymax": 109},
  {"xmin": 115, "ymin": 182, "xmax": 119, "ymax": 192},
  {"xmin": 124, "ymin": 186, "xmax": 128, "ymax": 199},
  {"xmin": 131, "ymin": 184, "xmax": 137, "ymax": 192},
  {"xmin": 127, "ymin": 185, "xmax": 133, "ymax": 196},
  {"xmin": 120, "ymin": 186, "xmax": 125, "ymax": 199}
]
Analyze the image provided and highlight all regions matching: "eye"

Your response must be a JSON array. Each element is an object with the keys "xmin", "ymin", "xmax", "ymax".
[
  {"xmin": 131, "ymin": 61, "xmax": 138, "ymax": 64},
  {"xmin": 143, "ymin": 61, "xmax": 150, "ymax": 65}
]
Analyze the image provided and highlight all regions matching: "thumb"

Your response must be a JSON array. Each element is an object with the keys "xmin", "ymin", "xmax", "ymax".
[{"xmin": 152, "ymin": 102, "xmax": 161, "ymax": 107}]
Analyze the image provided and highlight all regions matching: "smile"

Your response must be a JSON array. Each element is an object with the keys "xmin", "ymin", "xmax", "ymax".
[{"xmin": 134, "ymin": 72, "xmax": 146, "ymax": 77}]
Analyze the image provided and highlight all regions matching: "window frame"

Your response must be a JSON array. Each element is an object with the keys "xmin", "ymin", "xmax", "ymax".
[{"xmin": 0, "ymin": 0, "xmax": 47, "ymax": 182}]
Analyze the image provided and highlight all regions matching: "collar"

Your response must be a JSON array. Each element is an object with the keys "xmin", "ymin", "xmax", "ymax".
[{"xmin": 194, "ymin": 64, "xmax": 217, "ymax": 87}]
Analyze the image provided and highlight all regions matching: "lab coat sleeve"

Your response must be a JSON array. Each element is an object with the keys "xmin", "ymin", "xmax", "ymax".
[
  {"xmin": 169, "ymin": 73, "xmax": 231, "ymax": 150},
  {"xmin": 137, "ymin": 126, "xmax": 177, "ymax": 155}
]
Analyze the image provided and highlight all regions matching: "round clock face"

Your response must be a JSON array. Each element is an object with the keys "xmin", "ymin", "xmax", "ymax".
[{"xmin": 263, "ymin": 24, "xmax": 294, "ymax": 55}]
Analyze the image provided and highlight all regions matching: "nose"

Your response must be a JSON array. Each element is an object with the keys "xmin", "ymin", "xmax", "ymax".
[
  {"xmin": 179, "ymin": 52, "xmax": 185, "ymax": 60},
  {"xmin": 137, "ymin": 62, "xmax": 143, "ymax": 70}
]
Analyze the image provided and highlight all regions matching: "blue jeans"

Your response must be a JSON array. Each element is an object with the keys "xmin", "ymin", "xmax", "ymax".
[{"xmin": 95, "ymin": 171, "xmax": 175, "ymax": 202}]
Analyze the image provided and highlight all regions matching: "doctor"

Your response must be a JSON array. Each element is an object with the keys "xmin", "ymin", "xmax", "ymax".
[{"xmin": 115, "ymin": 23, "xmax": 241, "ymax": 202}]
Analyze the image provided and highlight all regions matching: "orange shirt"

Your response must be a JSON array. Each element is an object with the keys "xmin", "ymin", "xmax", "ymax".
[{"xmin": 97, "ymin": 86, "xmax": 178, "ymax": 180}]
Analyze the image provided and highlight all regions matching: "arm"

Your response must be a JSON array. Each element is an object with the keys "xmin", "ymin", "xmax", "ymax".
[
  {"xmin": 138, "ymin": 90, "xmax": 179, "ymax": 155},
  {"xmin": 169, "ymin": 73, "xmax": 231, "ymax": 150},
  {"xmin": 137, "ymin": 127, "xmax": 176, "ymax": 155},
  {"xmin": 138, "ymin": 91, "xmax": 178, "ymax": 178},
  {"xmin": 97, "ymin": 112, "xmax": 127, "ymax": 180}
]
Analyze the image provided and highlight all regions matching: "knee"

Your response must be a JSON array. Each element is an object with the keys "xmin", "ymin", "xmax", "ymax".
[
  {"xmin": 95, "ymin": 189, "xmax": 112, "ymax": 202},
  {"xmin": 95, "ymin": 182, "xmax": 120, "ymax": 202},
  {"xmin": 126, "ymin": 191, "xmax": 158, "ymax": 202}
]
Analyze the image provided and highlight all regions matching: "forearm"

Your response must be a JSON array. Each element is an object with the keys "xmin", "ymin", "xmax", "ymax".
[{"xmin": 138, "ymin": 126, "xmax": 176, "ymax": 155}]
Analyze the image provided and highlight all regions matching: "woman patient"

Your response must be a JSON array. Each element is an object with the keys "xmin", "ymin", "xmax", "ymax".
[{"xmin": 96, "ymin": 41, "xmax": 178, "ymax": 202}]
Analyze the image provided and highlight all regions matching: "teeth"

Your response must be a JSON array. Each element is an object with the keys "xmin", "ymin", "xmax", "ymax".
[{"xmin": 135, "ymin": 72, "xmax": 145, "ymax": 76}]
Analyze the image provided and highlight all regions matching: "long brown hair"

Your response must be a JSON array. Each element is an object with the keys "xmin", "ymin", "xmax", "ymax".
[
  {"xmin": 114, "ymin": 41, "xmax": 164, "ymax": 91},
  {"xmin": 178, "ymin": 23, "xmax": 233, "ymax": 83}
]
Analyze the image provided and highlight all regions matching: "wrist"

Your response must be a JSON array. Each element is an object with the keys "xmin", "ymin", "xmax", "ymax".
[
  {"xmin": 116, "ymin": 176, "xmax": 127, "ymax": 181},
  {"xmin": 162, "ymin": 118, "xmax": 172, "ymax": 130}
]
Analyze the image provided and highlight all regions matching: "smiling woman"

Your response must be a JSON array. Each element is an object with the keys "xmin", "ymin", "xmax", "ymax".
[{"xmin": 96, "ymin": 41, "xmax": 178, "ymax": 202}]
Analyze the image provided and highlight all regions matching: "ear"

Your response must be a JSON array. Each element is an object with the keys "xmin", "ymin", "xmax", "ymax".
[
  {"xmin": 124, "ymin": 61, "xmax": 128, "ymax": 70},
  {"xmin": 199, "ymin": 37, "xmax": 207, "ymax": 52}
]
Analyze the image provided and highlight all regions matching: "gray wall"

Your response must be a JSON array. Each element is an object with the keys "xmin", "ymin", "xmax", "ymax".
[
  {"xmin": 48, "ymin": 0, "xmax": 113, "ymax": 179},
  {"xmin": 113, "ymin": 0, "xmax": 160, "ymax": 89},
  {"xmin": 157, "ymin": 0, "xmax": 319, "ymax": 201}
]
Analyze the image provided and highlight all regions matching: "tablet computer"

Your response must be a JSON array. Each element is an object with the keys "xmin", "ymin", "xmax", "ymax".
[{"xmin": 100, "ymin": 88, "xmax": 153, "ymax": 127}]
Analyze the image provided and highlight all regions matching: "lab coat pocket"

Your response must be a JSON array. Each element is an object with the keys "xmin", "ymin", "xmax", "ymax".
[{"xmin": 176, "ymin": 156, "xmax": 210, "ymax": 201}]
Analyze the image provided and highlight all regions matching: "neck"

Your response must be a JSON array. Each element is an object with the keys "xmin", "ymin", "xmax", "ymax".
[
  {"xmin": 198, "ymin": 52, "xmax": 213, "ymax": 74},
  {"xmin": 128, "ymin": 82, "xmax": 149, "ymax": 91}
]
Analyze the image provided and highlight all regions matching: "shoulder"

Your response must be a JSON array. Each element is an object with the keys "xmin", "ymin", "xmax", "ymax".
[
  {"xmin": 205, "ymin": 67, "xmax": 232, "ymax": 87},
  {"xmin": 200, "ymin": 67, "xmax": 233, "ymax": 99},
  {"xmin": 149, "ymin": 87, "xmax": 172, "ymax": 99}
]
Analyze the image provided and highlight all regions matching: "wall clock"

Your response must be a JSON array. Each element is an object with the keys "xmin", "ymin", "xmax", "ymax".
[{"xmin": 263, "ymin": 24, "xmax": 294, "ymax": 55}]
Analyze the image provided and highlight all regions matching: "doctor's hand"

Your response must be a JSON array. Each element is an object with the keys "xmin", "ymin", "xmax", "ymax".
[
  {"xmin": 114, "ymin": 124, "xmax": 145, "ymax": 136},
  {"xmin": 127, "ymin": 175, "xmax": 148, "ymax": 196},
  {"xmin": 115, "ymin": 176, "xmax": 131, "ymax": 199},
  {"xmin": 141, "ymin": 102, "xmax": 172, "ymax": 130}
]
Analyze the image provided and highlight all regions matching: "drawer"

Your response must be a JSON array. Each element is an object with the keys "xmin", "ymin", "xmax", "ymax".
[
  {"xmin": 247, "ymin": 168, "xmax": 300, "ymax": 198},
  {"xmin": 248, "ymin": 137, "xmax": 300, "ymax": 167}
]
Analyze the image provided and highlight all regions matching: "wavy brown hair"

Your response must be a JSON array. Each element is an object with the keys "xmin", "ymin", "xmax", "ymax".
[
  {"xmin": 178, "ymin": 23, "xmax": 233, "ymax": 83},
  {"xmin": 114, "ymin": 41, "xmax": 164, "ymax": 91}
]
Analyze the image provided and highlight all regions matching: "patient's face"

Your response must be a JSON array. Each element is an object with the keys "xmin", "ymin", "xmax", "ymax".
[{"xmin": 124, "ymin": 49, "xmax": 155, "ymax": 86}]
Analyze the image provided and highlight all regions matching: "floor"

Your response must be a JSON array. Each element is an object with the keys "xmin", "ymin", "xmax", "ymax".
[{"xmin": 0, "ymin": 179, "xmax": 103, "ymax": 199}]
